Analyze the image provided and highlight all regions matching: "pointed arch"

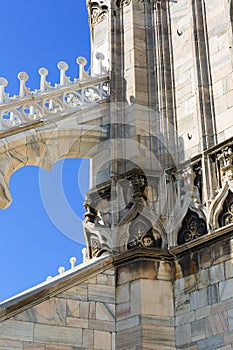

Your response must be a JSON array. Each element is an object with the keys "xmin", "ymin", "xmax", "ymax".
[
  {"xmin": 177, "ymin": 209, "xmax": 207, "ymax": 246},
  {"xmin": 208, "ymin": 181, "xmax": 233, "ymax": 229},
  {"xmin": 114, "ymin": 203, "xmax": 167, "ymax": 252}
]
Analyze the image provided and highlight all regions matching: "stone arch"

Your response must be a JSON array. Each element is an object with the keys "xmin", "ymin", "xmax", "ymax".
[
  {"xmin": 218, "ymin": 191, "xmax": 233, "ymax": 227},
  {"xmin": 0, "ymin": 122, "xmax": 107, "ymax": 209},
  {"xmin": 208, "ymin": 181, "xmax": 233, "ymax": 229},
  {"xmin": 114, "ymin": 203, "xmax": 167, "ymax": 252},
  {"xmin": 166, "ymin": 193, "xmax": 207, "ymax": 247}
]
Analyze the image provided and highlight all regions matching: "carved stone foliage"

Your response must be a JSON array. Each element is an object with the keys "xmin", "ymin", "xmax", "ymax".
[
  {"xmin": 88, "ymin": 1, "xmax": 109, "ymax": 26},
  {"xmin": 218, "ymin": 192, "xmax": 233, "ymax": 227},
  {"xmin": 177, "ymin": 210, "xmax": 207, "ymax": 245},
  {"xmin": 127, "ymin": 216, "xmax": 162, "ymax": 249}
]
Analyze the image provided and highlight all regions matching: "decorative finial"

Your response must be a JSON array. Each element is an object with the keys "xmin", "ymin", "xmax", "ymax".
[
  {"xmin": 39, "ymin": 67, "xmax": 51, "ymax": 92},
  {"xmin": 82, "ymin": 247, "xmax": 88, "ymax": 263},
  {"xmin": 76, "ymin": 57, "xmax": 89, "ymax": 81},
  {"xmin": 96, "ymin": 52, "xmax": 105, "ymax": 76},
  {"xmin": 18, "ymin": 71, "xmax": 31, "ymax": 98},
  {"xmin": 58, "ymin": 266, "xmax": 65, "ymax": 275},
  {"xmin": 46, "ymin": 276, "xmax": 53, "ymax": 281},
  {"xmin": 57, "ymin": 61, "xmax": 70, "ymax": 86},
  {"xmin": 70, "ymin": 256, "xmax": 77, "ymax": 269},
  {"xmin": 0, "ymin": 77, "xmax": 9, "ymax": 104}
]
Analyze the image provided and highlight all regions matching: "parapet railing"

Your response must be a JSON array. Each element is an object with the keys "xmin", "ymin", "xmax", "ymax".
[{"xmin": 0, "ymin": 55, "xmax": 110, "ymax": 133}]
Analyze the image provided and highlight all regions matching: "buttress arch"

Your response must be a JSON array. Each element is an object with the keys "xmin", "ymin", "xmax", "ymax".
[{"xmin": 0, "ymin": 117, "xmax": 107, "ymax": 209}]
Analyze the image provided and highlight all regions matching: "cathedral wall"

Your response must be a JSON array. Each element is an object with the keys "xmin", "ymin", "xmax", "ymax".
[
  {"xmin": 170, "ymin": 0, "xmax": 233, "ymax": 160},
  {"xmin": 0, "ymin": 267, "xmax": 116, "ymax": 350},
  {"xmin": 174, "ymin": 234, "xmax": 233, "ymax": 349},
  {"xmin": 205, "ymin": 0, "xmax": 233, "ymax": 143},
  {"xmin": 170, "ymin": 0, "xmax": 201, "ymax": 160},
  {"xmin": 0, "ymin": 252, "xmax": 176, "ymax": 350}
]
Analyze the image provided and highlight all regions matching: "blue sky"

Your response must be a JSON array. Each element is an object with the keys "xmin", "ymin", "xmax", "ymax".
[{"xmin": 0, "ymin": 0, "xmax": 91, "ymax": 302}]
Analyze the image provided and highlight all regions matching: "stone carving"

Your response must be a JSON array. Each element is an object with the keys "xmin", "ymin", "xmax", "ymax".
[
  {"xmin": 116, "ymin": 0, "xmax": 131, "ymax": 7},
  {"xmin": 88, "ymin": 1, "xmax": 109, "ymax": 26},
  {"xmin": 0, "ymin": 56, "xmax": 109, "ymax": 132},
  {"xmin": 217, "ymin": 146, "xmax": 233, "ymax": 184},
  {"xmin": 208, "ymin": 145, "xmax": 233, "ymax": 229},
  {"xmin": 218, "ymin": 192, "xmax": 233, "ymax": 227},
  {"xmin": 127, "ymin": 217, "xmax": 162, "ymax": 249},
  {"xmin": 177, "ymin": 210, "xmax": 207, "ymax": 245},
  {"xmin": 83, "ymin": 225, "xmax": 112, "ymax": 258},
  {"xmin": 83, "ymin": 171, "xmax": 164, "ymax": 257}
]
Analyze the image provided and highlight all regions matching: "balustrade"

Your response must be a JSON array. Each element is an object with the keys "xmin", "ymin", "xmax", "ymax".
[{"xmin": 0, "ymin": 54, "xmax": 110, "ymax": 133}]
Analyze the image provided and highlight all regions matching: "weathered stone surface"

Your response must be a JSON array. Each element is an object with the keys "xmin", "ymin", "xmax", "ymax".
[
  {"xmin": 116, "ymin": 260, "xmax": 158, "ymax": 285},
  {"xmin": 83, "ymin": 329, "xmax": 94, "ymax": 348},
  {"xmin": 130, "ymin": 279, "xmax": 174, "ymax": 317},
  {"xmin": 96, "ymin": 302, "xmax": 115, "ymax": 321},
  {"xmin": 191, "ymin": 319, "xmax": 206, "ymax": 341},
  {"xmin": 34, "ymin": 324, "xmax": 82, "ymax": 346},
  {"xmin": 197, "ymin": 334, "xmax": 224, "ymax": 350},
  {"xmin": 14, "ymin": 298, "xmax": 66, "ymax": 325},
  {"xmin": 0, "ymin": 320, "xmax": 33, "ymax": 342},
  {"xmin": 94, "ymin": 330, "xmax": 112, "ymax": 350},
  {"xmin": 190, "ymin": 289, "xmax": 208, "ymax": 311},
  {"xmin": 57, "ymin": 284, "xmax": 88, "ymax": 301},
  {"xmin": 219, "ymin": 279, "xmax": 233, "ymax": 301},
  {"xmin": 0, "ymin": 339, "xmax": 23, "ymax": 350},
  {"xmin": 176, "ymin": 324, "xmax": 192, "ymax": 346},
  {"xmin": 205, "ymin": 312, "xmax": 228, "ymax": 337},
  {"xmin": 88, "ymin": 284, "xmax": 115, "ymax": 303}
]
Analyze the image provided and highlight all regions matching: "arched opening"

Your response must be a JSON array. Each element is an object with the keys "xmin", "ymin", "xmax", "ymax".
[{"xmin": 0, "ymin": 158, "xmax": 90, "ymax": 302}]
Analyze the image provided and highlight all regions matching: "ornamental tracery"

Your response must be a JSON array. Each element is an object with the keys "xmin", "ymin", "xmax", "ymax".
[
  {"xmin": 83, "ymin": 169, "xmax": 165, "ymax": 258},
  {"xmin": 88, "ymin": 1, "xmax": 109, "ymax": 26},
  {"xmin": 0, "ymin": 56, "xmax": 109, "ymax": 133},
  {"xmin": 127, "ymin": 216, "xmax": 162, "ymax": 249},
  {"xmin": 177, "ymin": 209, "xmax": 207, "ymax": 245},
  {"xmin": 218, "ymin": 192, "xmax": 233, "ymax": 227}
]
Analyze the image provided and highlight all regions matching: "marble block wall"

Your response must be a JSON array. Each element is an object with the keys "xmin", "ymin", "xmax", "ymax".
[
  {"xmin": 0, "ymin": 267, "xmax": 116, "ymax": 350},
  {"xmin": 0, "ymin": 251, "xmax": 175, "ymax": 350},
  {"xmin": 174, "ymin": 234, "xmax": 233, "ymax": 350}
]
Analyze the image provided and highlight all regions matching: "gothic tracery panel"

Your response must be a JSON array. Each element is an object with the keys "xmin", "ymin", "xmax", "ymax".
[
  {"xmin": 177, "ymin": 210, "xmax": 207, "ymax": 245},
  {"xmin": 218, "ymin": 191, "xmax": 233, "ymax": 227}
]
